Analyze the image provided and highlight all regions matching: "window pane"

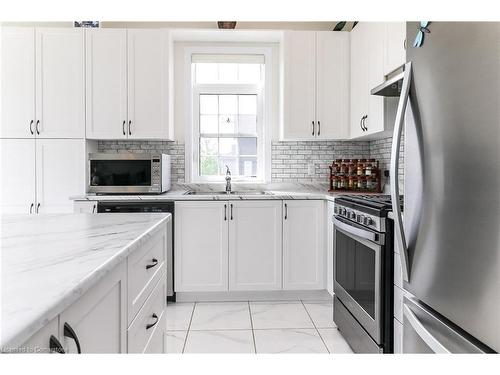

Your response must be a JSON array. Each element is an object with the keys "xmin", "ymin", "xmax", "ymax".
[
  {"xmin": 219, "ymin": 138, "xmax": 238, "ymax": 156},
  {"xmin": 239, "ymin": 157, "xmax": 257, "ymax": 176},
  {"xmin": 219, "ymin": 95, "xmax": 238, "ymax": 114},
  {"xmin": 200, "ymin": 115, "xmax": 218, "ymax": 134},
  {"xmin": 219, "ymin": 157, "xmax": 239, "ymax": 176},
  {"xmin": 238, "ymin": 95, "xmax": 257, "ymax": 115},
  {"xmin": 200, "ymin": 137, "xmax": 218, "ymax": 155},
  {"xmin": 238, "ymin": 115, "xmax": 257, "ymax": 134},
  {"xmin": 218, "ymin": 63, "xmax": 238, "ymax": 83},
  {"xmin": 200, "ymin": 156, "xmax": 219, "ymax": 176},
  {"xmin": 200, "ymin": 95, "xmax": 218, "ymax": 114},
  {"xmin": 238, "ymin": 64, "xmax": 261, "ymax": 83},
  {"xmin": 196, "ymin": 63, "xmax": 218, "ymax": 84},
  {"xmin": 238, "ymin": 138, "xmax": 257, "ymax": 155},
  {"xmin": 219, "ymin": 115, "xmax": 237, "ymax": 134}
]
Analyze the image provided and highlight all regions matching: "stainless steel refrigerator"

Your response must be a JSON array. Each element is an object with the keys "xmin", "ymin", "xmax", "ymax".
[{"xmin": 372, "ymin": 22, "xmax": 500, "ymax": 353}]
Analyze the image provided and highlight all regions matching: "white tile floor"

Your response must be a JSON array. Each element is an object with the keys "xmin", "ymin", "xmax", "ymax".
[{"xmin": 165, "ymin": 300, "xmax": 354, "ymax": 354}]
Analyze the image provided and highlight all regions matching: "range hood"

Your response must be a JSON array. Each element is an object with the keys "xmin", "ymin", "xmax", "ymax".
[{"xmin": 371, "ymin": 68, "xmax": 405, "ymax": 97}]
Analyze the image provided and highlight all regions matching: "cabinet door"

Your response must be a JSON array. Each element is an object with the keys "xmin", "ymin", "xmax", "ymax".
[
  {"xmin": 228, "ymin": 201, "xmax": 282, "ymax": 291},
  {"xmin": 36, "ymin": 139, "xmax": 85, "ymax": 214},
  {"xmin": 349, "ymin": 23, "xmax": 369, "ymax": 139},
  {"xmin": 326, "ymin": 200, "xmax": 335, "ymax": 296},
  {"xmin": 73, "ymin": 200, "xmax": 98, "ymax": 214},
  {"xmin": 20, "ymin": 316, "xmax": 59, "ymax": 353},
  {"xmin": 174, "ymin": 201, "xmax": 229, "ymax": 292},
  {"xmin": 316, "ymin": 32, "xmax": 350, "ymax": 140},
  {"xmin": 0, "ymin": 27, "xmax": 35, "ymax": 138},
  {"xmin": 384, "ymin": 22, "xmax": 406, "ymax": 75},
  {"xmin": 366, "ymin": 22, "xmax": 386, "ymax": 135},
  {"xmin": 59, "ymin": 262, "xmax": 127, "ymax": 353},
  {"xmin": 35, "ymin": 28, "xmax": 85, "ymax": 138},
  {"xmin": 85, "ymin": 29, "xmax": 127, "ymax": 139},
  {"xmin": 283, "ymin": 200, "xmax": 325, "ymax": 290},
  {"xmin": 0, "ymin": 139, "xmax": 36, "ymax": 213},
  {"xmin": 127, "ymin": 29, "xmax": 173, "ymax": 140},
  {"xmin": 282, "ymin": 31, "xmax": 317, "ymax": 140}
]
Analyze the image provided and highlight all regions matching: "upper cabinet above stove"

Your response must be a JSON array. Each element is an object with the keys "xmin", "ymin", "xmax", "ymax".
[
  {"xmin": 281, "ymin": 31, "xmax": 350, "ymax": 140},
  {"xmin": 350, "ymin": 22, "xmax": 406, "ymax": 140}
]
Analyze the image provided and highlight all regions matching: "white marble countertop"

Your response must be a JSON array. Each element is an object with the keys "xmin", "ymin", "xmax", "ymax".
[
  {"xmin": 70, "ymin": 183, "xmax": 379, "ymax": 203},
  {"xmin": 0, "ymin": 213, "xmax": 171, "ymax": 350}
]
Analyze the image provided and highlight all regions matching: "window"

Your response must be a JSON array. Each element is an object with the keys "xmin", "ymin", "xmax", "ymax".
[{"xmin": 191, "ymin": 54, "xmax": 265, "ymax": 182}]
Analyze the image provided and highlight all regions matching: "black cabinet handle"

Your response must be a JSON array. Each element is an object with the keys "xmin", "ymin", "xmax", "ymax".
[
  {"xmin": 230, "ymin": 203, "xmax": 233, "ymax": 220},
  {"xmin": 49, "ymin": 335, "xmax": 65, "ymax": 354},
  {"xmin": 29, "ymin": 120, "xmax": 34, "ymax": 135},
  {"xmin": 360, "ymin": 116, "xmax": 364, "ymax": 131},
  {"xmin": 92, "ymin": 204, "xmax": 96, "ymax": 213},
  {"xmin": 128, "ymin": 120, "xmax": 132, "ymax": 135},
  {"xmin": 29, "ymin": 203, "xmax": 34, "ymax": 214},
  {"xmin": 36, "ymin": 203, "xmax": 40, "ymax": 214},
  {"xmin": 36, "ymin": 120, "xmax": 40, "ymax": 135},
  {"xmin": 146, "ymin": 313, "xmax": 159, "ymax": 330},
  {"xmin": 317, "ymin": 121, "xmax": 320, "ymax": 136},
  {"xmin": 284, "ymin": 203, "xmax": 288, "ymax": 220},
  {"xmin": 363, "ymin": 115, "xmax": 368, "ymax": 131},
  {"xmin": 146, "ymin": 258, "xmax": 159, "ymax": 270},
  {"xmin": 64, "ymin": 322, "xmax": 81, "ymax": 354},
  {"xmin": 311, "ymin": 121, "xmax": 315, "ymax": 136},
  {"xmin": 122, "ymin": 121, "xmax": 126, "ymax": 135},
  {"xmin": 224, "ymin": 204, "xmax": 227, "ymax": 221}
]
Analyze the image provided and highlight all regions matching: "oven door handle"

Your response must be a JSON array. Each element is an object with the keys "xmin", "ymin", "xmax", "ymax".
[{"xmin": 333, "ymin": 217, "xmax": 378, "ymax": 243}]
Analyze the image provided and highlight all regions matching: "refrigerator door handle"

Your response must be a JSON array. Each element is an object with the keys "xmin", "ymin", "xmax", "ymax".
[
  {"xmin": 390, "ymin": 61, "xmax": 412, "ymax": 282},
  {"xmin": 403, "ymin": 304, "xmax": 450, "ymax": 354}
]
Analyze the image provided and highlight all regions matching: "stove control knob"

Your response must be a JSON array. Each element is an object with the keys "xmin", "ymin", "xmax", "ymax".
[
  {"xmin": 357, "ymin": 215, "xmax": 364, "ymax": 223},
  {"xmin": 364, "ymin": 217, "xmax": 373, "ymax": 226},
  {"xmin": 350, "ymin": 211, "xmax": 357, "ymax": 220}
]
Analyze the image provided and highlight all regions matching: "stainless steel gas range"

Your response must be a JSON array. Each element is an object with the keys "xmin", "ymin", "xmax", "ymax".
[{"xmin": 333, "ymin": 195, "xmax": 401, "ymax": 353}]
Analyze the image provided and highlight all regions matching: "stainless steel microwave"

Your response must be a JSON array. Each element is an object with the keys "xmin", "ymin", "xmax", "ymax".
[{"xmin": 88, "ymin": 153, "xmax": 171, "ymax": 194}]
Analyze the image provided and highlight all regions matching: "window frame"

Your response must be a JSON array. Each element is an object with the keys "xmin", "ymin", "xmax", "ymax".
[{"xmin": 184, "ymin": 45, "xmax": 273, "ymax": 184}]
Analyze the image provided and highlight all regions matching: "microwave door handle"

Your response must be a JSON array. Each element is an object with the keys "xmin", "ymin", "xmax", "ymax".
[
  {"xmin": 403, "ymin": 304, "xmax": 450, "ymax": 353},
  {"xmin": 391, "ymin": 61, "xmax": 412, "ymax": 282},
  {"xmin": 333, "ymin": 217, "xmax": 377, "ymax": 242}
]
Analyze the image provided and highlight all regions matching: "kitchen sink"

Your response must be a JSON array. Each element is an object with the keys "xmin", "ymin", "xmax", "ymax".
[{"xmin": 184, "ymin": 190, "xmax": 271, "ymax": 196}]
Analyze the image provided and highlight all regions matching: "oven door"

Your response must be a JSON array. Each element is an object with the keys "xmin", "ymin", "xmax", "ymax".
[
  {"xmin": 88, "ymin": 154, "xmax": 154, "ymax": 194},
  {"xmin": 334, "ymin": 215, "xmax": 384, "ymax": 344}
]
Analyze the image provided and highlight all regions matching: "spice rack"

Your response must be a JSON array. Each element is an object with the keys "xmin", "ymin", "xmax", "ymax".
[{"xmin": 328, "ymin": 158, "xmax": 382, "ymax": 193}]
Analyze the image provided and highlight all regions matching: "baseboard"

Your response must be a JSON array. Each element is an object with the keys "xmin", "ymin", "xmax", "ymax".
[{"xmin": 175, "ymin": 289, "xmax": 333, "ymax": 302}]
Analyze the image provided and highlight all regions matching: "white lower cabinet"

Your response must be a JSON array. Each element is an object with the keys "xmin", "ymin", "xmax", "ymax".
[
  {"xmin": 73, "ymin": 200, "xmax": 98, "ymax": 213},
  {"xmin": 326, "ymin": 200, "xmax": 335, "ymax": 296},
  {"xmin": 19, "ymin": 220, "xmax": 169, "ymax": 353},
  {"xmin": 174, "ymin": 201, "xmax": 229, "ymax": 292},
  {"xmin": 60, "ymin": 262, "xmax": 127, "ymax": 353},
  {"xmin": 228, "ymin": 201, "xmax": 282, "ymax": 291},
  {"xmin": 283, "ymin": 200, "xmax": 325, "ymax": 290}
]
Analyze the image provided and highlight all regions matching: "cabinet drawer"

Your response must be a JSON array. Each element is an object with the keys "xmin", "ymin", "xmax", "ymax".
[
  {"xmin": 143, "ymin": 313, "xmax": 166, "ymax": 353},
  {"xmin": 128, "ymin": 228, "xmax": 166, "ymax": 322},
  {"xmin": 127, "ymin": 277, "xmax": 166, "ymax": 353}
]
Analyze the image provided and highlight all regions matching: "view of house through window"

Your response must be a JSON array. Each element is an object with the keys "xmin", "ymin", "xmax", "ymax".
[{"xmin": 192, "ymin": 55, "xmax": 264, "ymax": 181}]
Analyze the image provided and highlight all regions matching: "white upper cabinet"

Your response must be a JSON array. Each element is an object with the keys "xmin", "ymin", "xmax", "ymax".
[
  {"xmin": 0, "ymin": 139, "xmax": 36, "ymax": 214},
  {"xmin": 350, "ymin": 22, "xmax": 386, "ymax": 138},
  {"xmin": 85, "ymin": 29, "xmax": 128, "ymax": 139},
  {"xmin": 0, "ymin": 27, "xmax": 35, "ymax": 138},
  {"xmin": 127, "ymin": 29, "xmax": 173, "ymax": 140},
  {"xmin": 383, "ymin": 22, "xmax": 406, "ymax": 75},
  {"xmin": 283, "ymin": 200, "xmax": 325, "ymax": 290},
  {"xmin": 282, "ymin": 31, "xmax": 317, "ymax": 140},
  {"xmin": 35, "ymin": 29, "xmax": 85, "ymax": 138},
  {"xmin": 228, "ymin": 201, "xmax": 282, "ymax": 291},
  {"xmin": 316, "ymin": 31, "xmax": 350, "ymax": 140},
  {"xmin": 86, "ymin": 29, "xmax": 173, "ymax": 140},
  {"xmin": 36, "ymin": 139, "xmax": 85, "ymax": 214},
  {"xmin": 282, "ymin": 31, "xmax": 350, "ymax": 140}
]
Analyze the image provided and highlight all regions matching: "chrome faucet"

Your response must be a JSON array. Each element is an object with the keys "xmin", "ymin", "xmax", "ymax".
[{"xmin": 225, "ymin": 165, "xmax": 232, "ymax": 193}]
